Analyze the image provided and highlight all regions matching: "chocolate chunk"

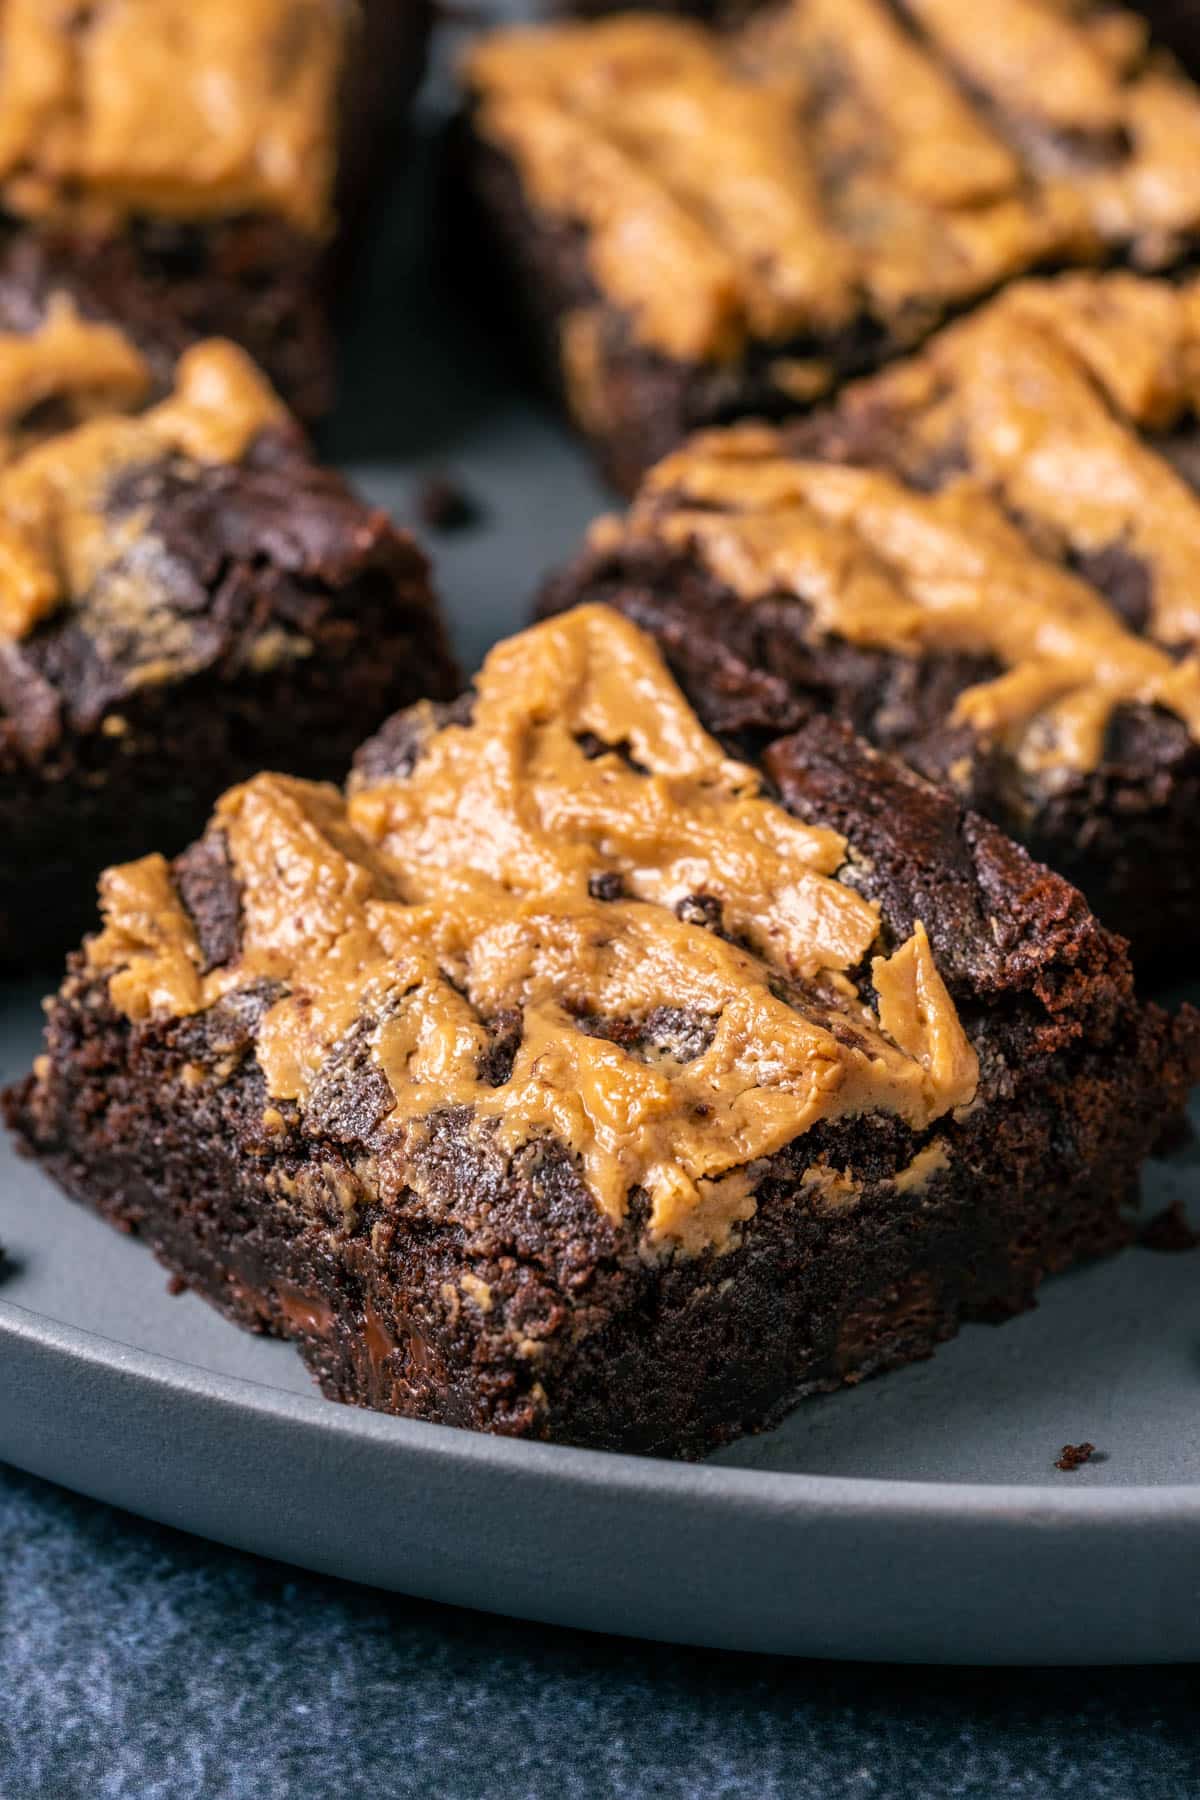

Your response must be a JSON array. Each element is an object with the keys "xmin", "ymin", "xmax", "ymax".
[
  {"xmin": 588, "ymin": 871, "xmax": 625, "ymax": 901},
  {"xmin": 174, "ymin": 833, "xmax": 242, "ymax": 974},
  {"xmin": 675, "ymin": 893, "xmax": 723, "ymax": 931}
]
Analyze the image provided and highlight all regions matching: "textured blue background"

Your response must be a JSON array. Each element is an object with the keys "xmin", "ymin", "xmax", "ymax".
[{"xmin": 2, "ymin": 1462, "xmax": 1198, "ymax": 1800}]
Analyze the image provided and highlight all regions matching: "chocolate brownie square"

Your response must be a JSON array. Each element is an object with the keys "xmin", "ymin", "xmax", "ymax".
[
  {"xmin": 0, "ymin": 300, "xmax": 457, "ymax": 964},
  {"xmin": 0, "ymin": 0, "xmax": 432, "ymax": 423},
  {"xmin": 8, "ymin": 606, "xmax": 1195, "ymax": 1456},
  {"xmin": 461, "ymin": 1, "xmax": 1200, "ymax": 492},
  {"xmin": 542, "ymin": 272, "xmax": 1200, "ymax": 961}
]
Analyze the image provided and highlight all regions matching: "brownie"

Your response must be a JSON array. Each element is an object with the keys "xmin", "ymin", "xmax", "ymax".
[
  {"xmin": 0, "ymin": 301, "xmax": 458, "ymax": 965},
  {"xmin": 461, "ymin": 1, "xmax": 1200, "ymax": 493},
  {"xmin": 541, "ymin": 271, "xmax": 1200, "ymax": 961},
  {"xmin": 8, "ymin": 605, "xmax": 1195, "ymax": 1458},
  {"xmin": 0, "ymin": 0, "xmax": 432, "ymax": 424}
]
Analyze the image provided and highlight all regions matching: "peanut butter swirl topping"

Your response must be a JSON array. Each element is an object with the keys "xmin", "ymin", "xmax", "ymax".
[
  {"xmin": 465, "ymin": 0, "xmax": 1200, "ymax": 364},
  {"xmin": 88, "ymin": 607, "xmax": 978, "ymax": 1256},
  {"xmin": 878, "ymin": 275, "xmax": 1200, "ymax": 648},
  {"xmin": 0, "ymin": 0, "xmax": 349, "ymax": 235},
  {"xmin": 591, "ymin": 272, "xmax": 1200, "ymax": 774},
  {"xmin": 0, "ymin": 302, "xmax": 287, "ymax": 639}
]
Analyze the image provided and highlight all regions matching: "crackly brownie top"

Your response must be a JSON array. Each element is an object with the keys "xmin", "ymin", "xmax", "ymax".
[
  {"xmin": 85, "ymin": 606, "xmax": 979, "ymax": 1256},
  {"xmin": 466, "ymin": 2, "xmax": 1200, "ymax": 367},
  {"xmin": 0, "ymin": 0, "xmax": 352, "ymax": 235},
  {"xmin": 587, "ymin": 272, "xmax": 1200, "ymax": 777},
  {"xmin": 0, "ymin": 296, "xmax": 286, "ymax": 644}
]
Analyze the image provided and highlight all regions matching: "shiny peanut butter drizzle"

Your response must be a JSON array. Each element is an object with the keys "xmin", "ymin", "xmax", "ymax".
[
  {"xmin": 0, "ymin": 302, "xmax": 287, "ymax": 639},
  {"xmin": 465, "ymin": 0, "xmax": 1200, "ymax": 365},
  {"xmin": 0, "ymin": 0, "xmax": 348, "ymax": 234},
  {"xmin": 594, "ymin": 272, "xmax": 1200, "ymax": 775},
  {"xmin": 88, "ymin": 608, "xmax": 978, "ymax": 1256}
]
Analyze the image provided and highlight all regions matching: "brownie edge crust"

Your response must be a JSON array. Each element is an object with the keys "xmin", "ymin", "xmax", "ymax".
[{"xmin": 8, "ymin": 609, "xmax": 1196, "ymax": 1458}]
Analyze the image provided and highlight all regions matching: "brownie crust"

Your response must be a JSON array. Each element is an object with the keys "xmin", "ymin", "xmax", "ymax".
[{"xmin": 8, "ymin": 660, "xmax": 1195, "ymax": 1457}]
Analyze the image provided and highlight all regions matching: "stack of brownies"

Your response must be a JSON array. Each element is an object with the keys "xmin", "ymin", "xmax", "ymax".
[{"xmin": 6, "ymin": 0, "xmax": 1200, "ymax": 1459}]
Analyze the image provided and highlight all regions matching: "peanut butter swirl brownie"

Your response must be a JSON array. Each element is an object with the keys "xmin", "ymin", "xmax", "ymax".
[
  {"xmin": 0, "ymin": 0, "xmax": 431, "ymax": 421},
  {"xmin": 462, "ymin": 1, "xmax": 1200, "ymax": 490},
  {"xmin": 0, "ymin": 297, "xmax": 456, "ymax": 964},
  {"xmin": 9, "ymin": 607, "xmax": 1194, "ymax": 1455},
  {"xmin": 542, "ymin": 272, "xmax": 1200, "ymax": 958}
]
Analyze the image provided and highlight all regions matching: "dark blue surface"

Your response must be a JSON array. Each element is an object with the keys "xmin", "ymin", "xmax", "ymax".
[{"xmin": 2, "ymin": 1462, "xmax": 1198, "ymax": 1800}]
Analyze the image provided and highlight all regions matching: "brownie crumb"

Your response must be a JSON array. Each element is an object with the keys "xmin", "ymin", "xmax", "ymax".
[
  {"xmin": 1138, "ymin": 1199, "xmax": 1200, "ymax": 1253},
  {"xmin": 166, "ymin": 1273, "xmax": 188, "ymax": 1297},
  {"xmin": 1056, "ymin": 1442, "xmax": 1096, "ymax": 1472},
  {"xmin": 415, "ymin": 472, "xmax": 482, "ymax": 533}
]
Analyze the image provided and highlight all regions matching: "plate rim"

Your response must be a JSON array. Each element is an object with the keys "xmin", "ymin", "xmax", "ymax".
[{"xmin": 6, "ymin": 1293, "xmax": 1200, "ymax": 1523}]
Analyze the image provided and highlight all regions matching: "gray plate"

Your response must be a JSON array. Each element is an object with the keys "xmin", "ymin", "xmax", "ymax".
[{"xmin": 3, "ymin": 86, "xmax": 1200, "ymax": 1667}]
